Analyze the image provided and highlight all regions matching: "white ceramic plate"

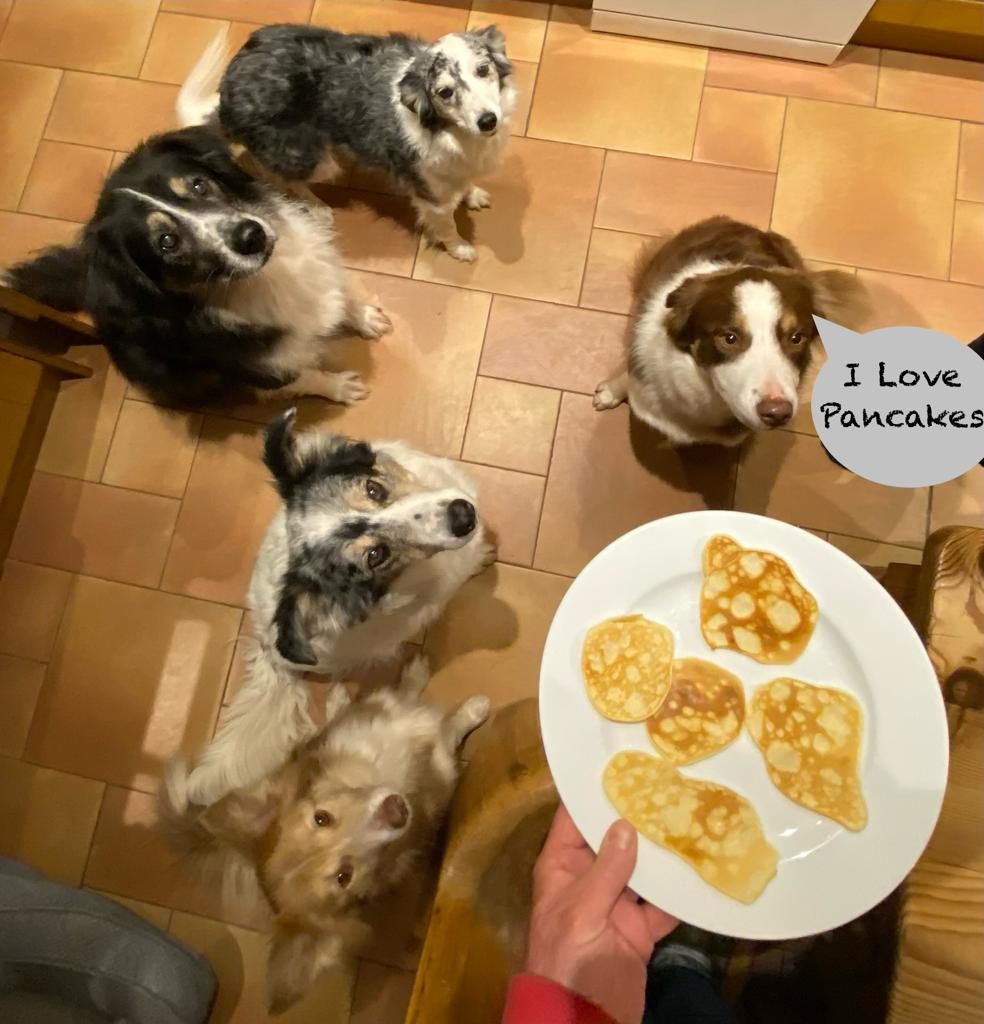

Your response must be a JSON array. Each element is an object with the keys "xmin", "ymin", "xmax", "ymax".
[{"xmin": 539, "ymin": 511, "xmax": 949, "ymax": 940}]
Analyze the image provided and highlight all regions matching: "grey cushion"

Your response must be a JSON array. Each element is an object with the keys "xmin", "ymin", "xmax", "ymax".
[{"xmin": 0, "ymin": 858, "xmax": 215, "ymax": 1024}]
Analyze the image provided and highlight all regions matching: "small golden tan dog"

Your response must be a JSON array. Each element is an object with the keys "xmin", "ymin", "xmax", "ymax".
[{"xmin": 161, "ymin": 656, "xmax": 489, "ymax": 1013}]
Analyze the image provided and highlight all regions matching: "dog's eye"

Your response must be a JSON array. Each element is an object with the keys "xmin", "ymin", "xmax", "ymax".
[
  {"xmin": 437, "ymin": 86, "xmax": 454, "ymax": 101},
  {"xmin": 366, "ymin": 543, "xmax": 390, "ymax": 570},
  {"xmin": 335, "ymin": 860, "xmax": 353, "ymax": 888},
  {"xmin": 366, "ymin": 479, "xmax": 388, "ymax": 503},
  {"xmin": 313, "ymin": 809, "xmax": 334, "ymax": 827},
  {"xmin": 158, "ymin": 233, "xmax": 179, "ymax": 252},
  {"xmin": 789, "ymin": 332, "xmax": 805, "ymax": 345},
  {"xmin": 476, "ymin": 64, "xmax": 490, "ymax": 78},
  {"xmin": 192, "ymin": 178, "xmax": 210, "ymax": 196},
  {"xmin": 722, "ymin": 332, "xmax": 739, "ymax": 345}
]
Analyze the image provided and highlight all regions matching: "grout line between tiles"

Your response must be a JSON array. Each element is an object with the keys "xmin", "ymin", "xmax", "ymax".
[
  {"xmin": 78, "ymin": 782, "xmax": 109, "ymax": 889},
  {"xmin": 768, "ymin": 94, "xmax": 791, "ymax": 230},
  {"xmin": 529, "ymin": 389, "xmax": 568, "ymax": 568},
  {"xmin": 688, "ymin": 52, "xmax": 710, "ymax": 162},
  {"xmin": 13, "ymin": 67, "xmax": 64, "ymax": 211},
  {"xmin": 455, "ymin": 295, "xmax": 495, "ymax": 460}
]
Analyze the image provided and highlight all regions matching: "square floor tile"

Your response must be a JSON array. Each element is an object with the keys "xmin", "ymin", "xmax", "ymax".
[
  {"xmin": 479, "ymin": 295, "xmax": 627, "ymax": 394},
  {"xmin": 350, "ymin": 960, "xmax": 414, "ymax": 1024},
  {"xmin": 18, "ymin": 141, "xmax": 112, "ymax": 223},
  {"xmin": 11, "ymin": 473, "xmax": 179, "ymax": 589},
  {"xmin": 735, "ymin": 430, "xmax": 929, "ymax": 546},
  {"xmin": 705, "ymin": 45, "xmax": 880, "ymax": 106},
  {"xmin": 534, "ymin": 394, "xmax": 736, "ymax": 575},
  {"xmin": 102, "ymin": 400, "xmax": 203, "ymax": 498},
  {"xmin": 0, "ymin": 561, "xmax": 74, "ymax": 661},
  {"xmin": 26, "ymin": 575, "xmax": 240, "ymax": 791},
  {"xmin": 825, "ymin": 532, "xmax": 922, "ymax": 568},
  {"xmin": 0, "ymin": 654, "xmax": 45, "ymax": 758},
  {"xmin": 85, "ymin": 785, "xmax": 269, "ymax": 929},
  {"xmin": 772, "ymin": 99, "xmax": 959, "ymax": 278},
  {"xmin": 37, "ymin": 346, "xmax": 128, "ymax": 483},
  {"xmin": 413, "ymin": 136, "xmax": 604, "ymax": 305},
  {"xmin": 958, "ymin": 123, "xmax": 984, "ymax": 203},
  {"xmin": 951, "ymin": 201, "xmax": 984, "ymax": 286},
  {"xmin": 0, "ymin": 0, "xmax": 158, "ymax": 76},
  {"xmin": 0, "ymin": 62, "xmax": 61, "ymax": 210},
  {"xmin": 311, "ymin": 0, "xmax": 468, "ymax": 35},
  {"xmin": 161, "ymin": 417, "xmax": 279, "ymax": 606},
  {"xmin": 462, "ymin": 377, "xmax": 559, "ymax": 474},
  {"xmin": 596, "ymin": 153, "xmax": 775, "ymax": 235},
  {"xmin": 45, "ymin": 72, "xmax": 179, "ymax": 152},
  {"xmin": 0, "ymin": 211, "xmax": 79, "ymax": 266},
  {"xmin": 0, "ymin": 756, "xmax": 104, "ymax": 885},
  {"xmin": 528, "ymin": 8, "xmax": 706, "ymax": 157},
  {"xmin": 164, "ymin": 0, "xmax": 313, "ymax": 20},
  {"xmin": 141, "ymin": 13, "xmax": 256, "ymax": 85},
  {"xmin": 170, "ymin": 910, "xmax": 357, "ymax": 1023},
  {"xmin": 315, "ymin": 186, "xmax": 419, "ymax": 276},
  {"xmin": 468, "ymin": 0, "xmax": 548, "ymax": 63},
  {"xmin": 931, "ymin": 466, "xmax": 983, "ymax": 532},
  {"xmin": 859, "ymin": 270, "xmax": 984, "ymax": 341},
  {"xmin": 462, "ymin": 461, "xmax": 544, "ymax": 567},
  {"xmin": 693, "ymin": 87, "xmax": 785, "ymax": 172},
  {"xmin": 877, "ymin": 51, "xmax": 984, "ymax": 122},
  {"xmin": 424, "ymin": 562, "xmax": 569, "ymax": 706},
  {"xmin": 295, "ymin": 272, "xmax": 491, "ymax": 458},
  {"xmin": 580, "ymin": 229, "xmax": 652, "ymax": 315}
]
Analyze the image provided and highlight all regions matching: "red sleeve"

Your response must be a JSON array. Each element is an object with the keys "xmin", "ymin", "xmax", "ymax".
[{"xmin": 501, "ymin": 973, "xmax": 618, "ymax": 1024}]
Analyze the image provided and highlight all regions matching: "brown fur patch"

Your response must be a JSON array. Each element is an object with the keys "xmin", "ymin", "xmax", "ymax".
[{"xmin": 168, "ymin": 176, "xmax": 190, "ymax": 197}]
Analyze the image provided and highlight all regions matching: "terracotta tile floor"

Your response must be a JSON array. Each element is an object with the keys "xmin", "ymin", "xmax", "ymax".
[{"xmin": 1, "ymin": 3, "xmax": 982, "ymax": 1020}]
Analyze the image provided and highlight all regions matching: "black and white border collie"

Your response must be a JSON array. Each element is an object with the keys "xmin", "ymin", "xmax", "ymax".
[
  {"xmin": 594, "ymin": 217, "xmax": 870, "ymax": 446},
  {"xmin": 179, "ymin": 23, "xmax": 515, "ymax": 263},
  {"xmin": 3, "ymin": 126, "xmax": 390, "ymax": 408}
]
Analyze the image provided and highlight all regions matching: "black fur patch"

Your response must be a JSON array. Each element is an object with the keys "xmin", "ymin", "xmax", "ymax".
[{"xmin": 5, "ymin": 244, "xmax": 87, "ymax": 312}]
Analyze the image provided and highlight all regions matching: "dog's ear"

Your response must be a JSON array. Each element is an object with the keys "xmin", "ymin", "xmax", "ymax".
[
  {"xmin": 4, "ymin": 244, "xmax": 88, "ymax": 312},
  {"xmin": 399, "ymin": 61, "xmax": 439, "ymax": 131},
  {"xmin": 149, "ymin": 126, "xmax": 260, "ymax": 197},
  {"xmin": 267, "ymin": 924, "xmax": 343, "ymax": 1015},
  {"xmin": 263, "ymin": 408, "xmax": 302, "ymax": 499},
  {"xmin": 471, "ymin": 24, "xmax": 512, "ymax": 79},
  {"xmin": 273, "ymin": 573, "xmax": 319, "ymax": 666},
  {"xmin": 197, "ymin": 776, "xmax": 284, "ymax": 845},
  {"xmin": 664, "ymin": 276, "xmax": 708, "ymax": 351},
  {"xmin": 810, "ymin": 269, "xmax": 871, "ymax": 331}
]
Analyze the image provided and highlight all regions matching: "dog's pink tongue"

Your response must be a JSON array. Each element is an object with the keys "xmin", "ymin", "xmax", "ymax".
[{"xmin": 378, "ymin": 794, "xmax": 409, "ymax": 829}]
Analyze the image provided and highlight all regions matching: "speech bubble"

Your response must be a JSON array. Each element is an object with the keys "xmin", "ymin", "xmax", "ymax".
[{"xmin": 811, "ymin": 318, "xmax": 984, "ymax": 488}]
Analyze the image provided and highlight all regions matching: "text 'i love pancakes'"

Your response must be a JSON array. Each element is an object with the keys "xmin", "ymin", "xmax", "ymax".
[
  {"xmin": 748, "ymin": 678, "xmax": 867, "ymax": 831},
  {"xmin": 582, "ymin": 614, "xmax": 674, "ymax": 722},
  {"xmin": 700, "ymin": 535, "xmax": 818, "ymax": 664},
  {"xmin": 604, "ymin": 750, "xmax": 779, "ymax": 903},
  {"xmin": 646, "ymin": 658, "xmax": 745, "ymax": 765}
]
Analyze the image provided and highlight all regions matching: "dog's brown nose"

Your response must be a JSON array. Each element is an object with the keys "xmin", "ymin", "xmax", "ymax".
[
  {"xmin": 756, "ymin": 398, "xmax": 793, "ymax": 427},
  {"xmin": 378, "ymin": 794, "xmax": 409, "ymax": 829}
]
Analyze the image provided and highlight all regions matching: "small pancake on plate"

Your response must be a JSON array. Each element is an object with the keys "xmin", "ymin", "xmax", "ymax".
[
  {"xmin": 702, "ymin": 533, "xmax": 742, "ymax": 574},
  {"xmin": 646, "ymin": 657, "xmax": 745, "ymax": 765},
  {"xmin": 582, "ymin": 614, "xmax": 674, "ymax": 722},
  {"xmin": 700, "ymin": 538, "xmax": 818, "ymax": 664},
  {"xmin": 604, "ymin": 750, "xmax": 779, "ymax": 903},
  {"xmin": 748, "ymin": 678, "xmax": 867, "ymax": 831}
]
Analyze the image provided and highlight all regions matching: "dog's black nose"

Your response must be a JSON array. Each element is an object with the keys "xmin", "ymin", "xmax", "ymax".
[
  {"xmin": 447, "ymin": 498, "xmax": 477, "ymax": 538},
  {"xmin": 231, "ymin": 219, "xmax": 268, "ymax": 256},
  {"xmin": 477, "ymin": 111, "xmax": 498, "ymax": 133},
  {"xmin": 756, "ymin": 398, "xmax": 794, "ymax": 427}
]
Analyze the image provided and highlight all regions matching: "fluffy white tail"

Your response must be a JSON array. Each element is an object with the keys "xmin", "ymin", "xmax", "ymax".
[
  {"xmin": 176, "ymin": 25, "xmax": 228, "ymax": 127},
  {"xmin": 183, "ymin": 644, "xmax": 314, "ymax": 806}
]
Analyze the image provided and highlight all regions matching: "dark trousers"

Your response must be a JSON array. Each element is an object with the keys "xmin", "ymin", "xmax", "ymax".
[{"xmin": 643, "ymin": 966, "xmax": 738, "ymax": 1024}]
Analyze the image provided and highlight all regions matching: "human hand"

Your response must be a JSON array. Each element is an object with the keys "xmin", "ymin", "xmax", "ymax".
[{"xmin": 526, "ymin": 805, "xmax": 678, "ymax": 1024}]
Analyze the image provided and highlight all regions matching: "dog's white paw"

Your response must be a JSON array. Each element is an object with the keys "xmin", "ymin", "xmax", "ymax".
[
  {"xmin": 328, "ymin": 371, "xmax": 370, "ymax": 405},
  {"xmin": 593, "ymin": 381, "xmax": 623, "ymax": 411},
  {"xmin": 355, "ymin": 304, "xmax": 392, "ymax": 340},
  {"xmin": 477, "ymin": 540, "xmax": 497, "ymax": 572},
  {"xmin": 447, "ymin": 240, "xmax": 477, "ymax": 263},
  {"xmin": 463, "ymin": 695, "xmax": 491, "ymax": 728},
  {"xmin": 464, "ymin": 186, "xmax": 491, "ymax": 211}
]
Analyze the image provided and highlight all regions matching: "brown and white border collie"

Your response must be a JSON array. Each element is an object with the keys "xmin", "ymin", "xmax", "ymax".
[{"xmin": 594, "ymin": 216, "xmax": 869, "ymax": 446}]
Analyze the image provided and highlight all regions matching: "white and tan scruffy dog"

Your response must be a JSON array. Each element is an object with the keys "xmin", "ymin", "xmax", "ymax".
[{"xmin": 181, "ymin": 408, "xmax": 494, "ymax": 807}]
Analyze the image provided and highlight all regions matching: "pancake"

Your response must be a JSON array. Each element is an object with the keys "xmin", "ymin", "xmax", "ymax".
[
  {"xmin": 604, "ymin": 750, "xmax": 779, "ymax": 903},
  {"xmin": 582, "ymin": 614, "xmax": 674, "ymax": 722},
  {"xmin": 702, "ymin": 533, "xmax": 742, "ymax": 575},
  {"xmin": 747, "ymin": 678, "xmax": 867, "ymax": 831},
  {"xmin": 646, "ymin": 658, "xmax": 745, "ymax": 765},
  {"xmin": 700, "ymin": 540, "xmax": 818, "ymax": 665}
]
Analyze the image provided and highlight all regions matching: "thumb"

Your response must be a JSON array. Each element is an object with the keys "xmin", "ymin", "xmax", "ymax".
[{"xmin": 579, "ymin": 819, "xmax": 637, "ymax": 922}]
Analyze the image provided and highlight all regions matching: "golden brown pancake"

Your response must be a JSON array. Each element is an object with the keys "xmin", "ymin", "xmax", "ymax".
[
  {"xmin": 747, "ymin": 678, "xmax": 867, "ymax": 831},
  {"xmin": 582, "ymin": 614, "xmax": 674, "ymax": 722},
  {"xmin": 700, "ymin": 539, "xmax": 818, "ymax": 664},
  {"xmin": 646, "ymin": 658, "xmax": 745, "ymax": 765},
  {"xmin": 604, "ymin": 750, "xmax": 779, "ymax": 903},
  {"xmin": 701, "ymin": 534, "xmax": 742, "ymax": 575}
]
